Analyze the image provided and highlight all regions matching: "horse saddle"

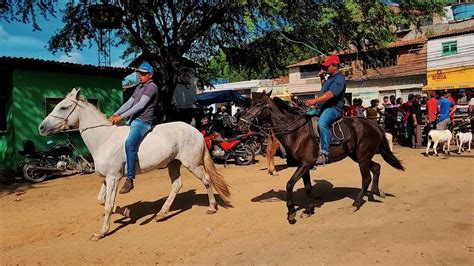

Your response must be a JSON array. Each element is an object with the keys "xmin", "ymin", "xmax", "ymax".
[{"xmin": 310, "ymin": 117, "xmax": 351, "ymax": 145}]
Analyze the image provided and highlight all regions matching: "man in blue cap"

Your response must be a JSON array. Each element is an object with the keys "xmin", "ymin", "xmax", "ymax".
[
  {"xmin": 109, "ymin": 61, "xmax": 158, "ymax": 193},
  {"xmin": 305, "ymin": 55, "xmax": 346, "ymax": 165}
]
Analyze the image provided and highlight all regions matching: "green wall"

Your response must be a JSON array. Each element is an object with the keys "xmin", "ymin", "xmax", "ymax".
[{"xmin": 0, "ymin": 69, "xmax": 124, "ymax": 177}]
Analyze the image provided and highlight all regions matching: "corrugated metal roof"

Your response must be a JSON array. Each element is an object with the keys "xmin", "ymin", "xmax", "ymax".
[{"xmin": 0, "ymin": 56, "xmax": 133, "ymax": 76}]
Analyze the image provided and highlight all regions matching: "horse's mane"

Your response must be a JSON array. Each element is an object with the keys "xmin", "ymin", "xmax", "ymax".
[
  {"xmin": 272, "ymin": 97, "xmax": 300, "ymax": 115},
  {"xmin": 76, "ymin": 95, "xmax": 109, "ymax": 122}
]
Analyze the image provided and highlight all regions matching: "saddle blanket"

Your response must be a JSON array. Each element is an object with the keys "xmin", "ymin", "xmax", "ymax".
[{"xmin": 310, "ymin": 117, "xmax": 351, "ymax": 145}]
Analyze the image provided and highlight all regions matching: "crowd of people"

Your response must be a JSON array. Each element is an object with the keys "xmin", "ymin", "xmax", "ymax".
[{"xmin": 342, "ymin": 89, "xmax": 472, "ymax": 148}]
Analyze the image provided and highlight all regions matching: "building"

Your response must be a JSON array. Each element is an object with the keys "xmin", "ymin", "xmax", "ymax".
[
  {"xmin": 0, "ymin": 57, "xmax": 132, "ymax": 178},
  {"xmin": 423, "ymin": 26, "xmax": 474, "ymax": 93}
]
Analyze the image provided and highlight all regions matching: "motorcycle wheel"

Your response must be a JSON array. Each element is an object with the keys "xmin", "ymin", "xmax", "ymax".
[
  {"xmin": 76, "ymin": 157, "xmax": 95, "ymax": 174},
  {"xmin": 235, "ymin": 145, "xmax": 255, "ymax": 166},
  {"xmin": 248, "ymin": 140, "xmax": 262, "ymax": 155},
  {"xmin": 23, "ymin": 162, "xmax": 48, "ymax": 183}
]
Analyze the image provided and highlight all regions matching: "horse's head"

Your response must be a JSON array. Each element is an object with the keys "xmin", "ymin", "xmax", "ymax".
[
  {"xmin": 39, "ymin": 88, "xmax": 83, "ymax": 136},
  {"xmin": 238, "ymin": 90, "xmax": 273, "ymax": 131}
]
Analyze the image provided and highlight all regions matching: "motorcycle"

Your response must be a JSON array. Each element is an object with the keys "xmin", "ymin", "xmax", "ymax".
[
  {"xmin": 201, "ymin": 122, "xmax": 255, "ymax": 166},
  {"xmin": 18, "ymin": 133, "xmax": 94, "ymax": 183}
]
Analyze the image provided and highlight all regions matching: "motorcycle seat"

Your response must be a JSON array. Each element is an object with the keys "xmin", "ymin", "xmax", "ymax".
[{"xmin": 223, "ymin": 134, "xmax": 248, "ymax": 142}]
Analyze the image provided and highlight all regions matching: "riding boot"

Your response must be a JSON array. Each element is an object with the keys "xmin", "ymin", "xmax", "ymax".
[
  {"xmin": 315, "ymin": 153, "xmax": 328, "ymax": 166},
  {"xmin": 119, "ymin": 178, "xmax": 134, "ymax": 194}
]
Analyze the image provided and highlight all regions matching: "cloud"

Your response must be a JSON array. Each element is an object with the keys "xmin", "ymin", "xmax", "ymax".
[
  {"xmin": 0, "ymin": 25, "xmax": 8, "ymax": 41},
  {"xmin": 58, "ymin": 52, "xmax": 85, "ymax": 64}
]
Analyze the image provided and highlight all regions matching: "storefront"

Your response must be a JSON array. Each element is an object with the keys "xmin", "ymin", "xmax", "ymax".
[{"xmin": 422, "ymin": 66, "xmax": 474, "ymax": 91}]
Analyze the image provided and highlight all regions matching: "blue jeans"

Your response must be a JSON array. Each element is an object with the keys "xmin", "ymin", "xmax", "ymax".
[
  {"xmin": 318, "ymin": 107, "xmax": 343, "ymax": 156},
  {"xmin": 125, "ymin": 118, "xmax": 152, "ymax": 179}
]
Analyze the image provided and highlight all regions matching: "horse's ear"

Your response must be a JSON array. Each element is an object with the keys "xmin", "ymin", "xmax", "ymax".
[
  {"xmin": 266, "ymin": 90, "xmax": 272, "ymax": 97},
  {"xmin": 75, "ymin": 87, "xmax": 81, "ymax": 99}
]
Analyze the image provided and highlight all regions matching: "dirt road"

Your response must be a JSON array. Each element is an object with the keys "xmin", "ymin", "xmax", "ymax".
[{"xmin": 1, "ymin": 147, "xmax": 473, "ymax": 265}]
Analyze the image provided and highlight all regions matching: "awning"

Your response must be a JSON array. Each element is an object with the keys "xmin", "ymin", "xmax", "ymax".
[
  {"xmin": 195, "ymin": 90, "xmax": 244, "ymax": 105},
  {"xmin": 423, "ymin": 66, "xmax": 474, "ymax": 90}
]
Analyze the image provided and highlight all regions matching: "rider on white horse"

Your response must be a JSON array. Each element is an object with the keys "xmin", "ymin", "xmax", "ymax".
[{"xmin": 108, "ymin": 61, "xmax": 158, "ymax": 194}]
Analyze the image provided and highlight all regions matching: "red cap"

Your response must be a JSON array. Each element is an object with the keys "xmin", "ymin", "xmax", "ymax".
[{"xmin": 322, "ymin": 55, "xmax": 341, "ymax": 67}]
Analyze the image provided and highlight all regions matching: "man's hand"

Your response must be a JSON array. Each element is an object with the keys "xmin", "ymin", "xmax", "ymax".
[
  {"xmin": 108, "ymin": 114, "xmax": 122, "ymax": 125},
  {"xmin": 318, "ymin": 70, "xmax": 327, "ymax": 77},
  {"xmin": 305, "ymin": 99, "xmax": 317, "ymax": 107}
]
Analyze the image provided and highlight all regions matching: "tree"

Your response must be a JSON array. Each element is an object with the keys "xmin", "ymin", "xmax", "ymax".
[
  {"xmin": 1, "ymin": 0, "xmax": 450, "ymax": 120},
  {"xmin": 1, "ymin": 0, "xmax": 273, "ymax": 121}
]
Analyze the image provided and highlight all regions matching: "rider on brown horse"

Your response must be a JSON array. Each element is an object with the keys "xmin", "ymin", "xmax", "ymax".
[{"xmin": 305, "ymin": 55, "xmax": 346, "ymax": 165}]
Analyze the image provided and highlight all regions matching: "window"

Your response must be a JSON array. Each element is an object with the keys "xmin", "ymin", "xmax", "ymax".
[
  {"xmin": 300, "ymin": 65, "xmax": 320, "ymax": 79},
  {"xmin": 442, "ymin": 41, "xmax": 457, "ymax": 56},
  {"xmin": 363, "ymin": 52, "xmax": 397, "ymax": 69},
  {"xmin": 44, "ymin": 97, "xmax": 99, "ymax": 129},
  {"xmin": 0, "ymin": 96, "xmax": 6, "ymax": 132}
]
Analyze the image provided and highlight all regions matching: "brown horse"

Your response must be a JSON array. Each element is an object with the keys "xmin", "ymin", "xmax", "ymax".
[{"xmin": 239, "ymin": 91, "xmax": 404, "ymax": 224}]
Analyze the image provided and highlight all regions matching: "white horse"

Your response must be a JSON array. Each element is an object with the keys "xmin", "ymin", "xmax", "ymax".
[{"xmin": 38, "ymin": 88, "xmax": 230, "ymax": 240}]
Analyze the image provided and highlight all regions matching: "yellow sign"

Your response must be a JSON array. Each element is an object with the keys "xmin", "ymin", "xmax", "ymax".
[{"xmin": 423, "ymin": 66, "xmax": 474, "ymax": 90}]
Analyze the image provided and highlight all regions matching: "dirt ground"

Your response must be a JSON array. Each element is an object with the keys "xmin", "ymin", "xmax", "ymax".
[{"xmin": 1, "ymin": 146, "xmax": 473, "ymax": 265}]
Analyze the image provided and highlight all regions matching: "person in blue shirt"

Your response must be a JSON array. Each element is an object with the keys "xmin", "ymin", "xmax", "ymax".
[
  {"xmin": 436, "ymin": 90, "xmax": 456, "ymax": 130},
  {"xmin": 305, "ymin": 55, "xmax": 346, "ymax": 165}
]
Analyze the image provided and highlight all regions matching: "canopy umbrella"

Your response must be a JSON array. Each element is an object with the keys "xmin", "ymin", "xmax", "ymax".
[{"xmin": 195, "ymin": 90, "xmax": 245, "ymax": 105}]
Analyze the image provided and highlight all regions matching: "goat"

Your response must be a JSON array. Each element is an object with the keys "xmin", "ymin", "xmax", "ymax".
[
  {"xmin": 425, "ymin": 129, "xmax": 452, "ymax": 156},
  {"xmin": 456, "ymin": 132, "xmax": 472, "ymax": 154}
]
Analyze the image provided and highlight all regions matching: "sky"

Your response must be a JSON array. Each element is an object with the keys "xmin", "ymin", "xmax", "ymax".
[{"xmin": 0, "ymin": 3, "xmax": 128, "ymax": 67}]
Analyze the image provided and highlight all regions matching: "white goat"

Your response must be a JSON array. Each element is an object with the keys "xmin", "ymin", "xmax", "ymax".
[
  {"xmin": 425, "ymin": 129, "xmax": 452, "ymax": 156},
  {"xmin": 456, "ymin": 132, "xmax": 472, "ymax": 154}
]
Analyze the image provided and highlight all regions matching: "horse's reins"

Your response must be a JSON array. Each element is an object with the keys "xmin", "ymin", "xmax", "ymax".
[
  {"xmin": 47, "ymin": 96, "xmax": 113, "ymax": 134},
  {"xmin": 240, "ymin": 108, "xmax": 307, "ymax": 136}
]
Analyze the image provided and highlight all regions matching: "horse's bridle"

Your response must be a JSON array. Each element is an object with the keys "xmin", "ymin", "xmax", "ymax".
[
  {"xmin": 47, "ymin": 97, "xmax": 113, "ymax": 134},
  {"xmin": 47, "ymin": 97, "xmax": 83, "ymax": 132}
]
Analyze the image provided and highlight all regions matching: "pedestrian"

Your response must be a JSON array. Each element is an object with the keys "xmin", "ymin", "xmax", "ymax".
[
  {"xmin": 409, "ymin": 94, "xmax": 423, "ymax": 148},
  {"xmin": 108, "ymin": 61, "xmax": 158, "ymax": 194},
  {"xmin": 382, "ymin": 96, "xmax": 393, "ymax": 109},
  {"xmin": 426, "ymin": 91, "xmax": 438, "ymax": 128},
  {"xmin": 366, "ymin": 99, "xmax": 382, "ymax": 124},
  {"xmin": 436, "ymin": 90, "xmax": 456, "ymax": 130}
]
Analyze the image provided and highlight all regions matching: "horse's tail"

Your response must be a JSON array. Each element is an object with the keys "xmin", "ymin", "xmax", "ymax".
[
  {"xmin": 379, "ymin": 135, "xmax": 405, "ymax": 171},
  {"xmin": 203, "ymin": 147, "xmax": 231, "ymax": 201}
]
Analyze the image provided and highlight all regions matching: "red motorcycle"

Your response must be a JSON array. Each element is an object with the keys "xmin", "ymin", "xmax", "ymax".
[{"xmin": 201, "ymin": 124, "xmax": 255, "ymax": 166}]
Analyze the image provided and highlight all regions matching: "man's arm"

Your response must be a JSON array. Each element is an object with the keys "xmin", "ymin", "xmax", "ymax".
[
  {"xmin": 305, "ymin": 91, "xmax": 334, "ymax": 106},
  {"xmin": 120, "ymin": 95, "xmax": 152, "ymax": 119},
  {"xmin": 114, "ymin": 96, "xmax": 135, "ymax": 116}
]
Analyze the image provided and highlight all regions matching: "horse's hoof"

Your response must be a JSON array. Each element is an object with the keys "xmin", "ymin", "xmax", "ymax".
[
  {"xmin": 347, "ymin": 206, "xmax": 358, "ymax": 214},
  {"xmin": 90, "ymin": 233, "xmax": 103, "ymax": 241},
  {"xmin": 378, "ymin": 190, "xmax": 386, "ymax": 198},
  {"xmin": 206, "ymin": 209, "xmax": 217, "ymax": 215},
  {"xmin": 300, "ymin": 210, "xmax": 314, "ymax": 219},
  {"xmin": 423, "ymin": 153, "xmax": 429, "ymax": 157},
  {"xmin": 435, "ymin": 154, "xmax": 439, "ymax": 157},
  {"xmin": 155, "ymin": 212, "xmax": 167, "ymax": 222},
  {"xmin": 287, "ymin": 212, "xmax": 297, "ymax": 224}
]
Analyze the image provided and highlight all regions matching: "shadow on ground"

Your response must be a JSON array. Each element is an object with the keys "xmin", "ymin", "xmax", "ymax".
[
  {"xmin": 251, "ymin": 180, "xmax": 395, "ymax": 211},
  {"xmin": 106, "ymin": 189, "xmax": 232, "ymax": 237}
]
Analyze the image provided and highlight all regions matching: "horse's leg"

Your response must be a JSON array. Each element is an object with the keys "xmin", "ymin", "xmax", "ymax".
[
  {"xmin": 446, "ymin": 139, "xmax": 451, "ymax": 155},
  {"xmin": 300, "ymin": 171, "xmax": 315, "ymax": 218},
  {"xmin": 286, "ymin": 164, "xmax": 312, "ymax": 224},
  {"xmin": 267, "ymin": 135, "xmax": 278, "ymax": 176},
  {"xmin": 156, "ymin": 160, "xmax": 183, "ymax": 221},
  {"xmin": 97, "ymin": 180, "xmax": 106, "ymax": 205},
  {"xmin": 91, "ymin": 173, "xmax": 120, "ymax": 241},
  {"xmin": 188, "ymin": 165, "xmax": 218, "ymax": 214},
  {"xmin": 369, "ymin": 161, "xmax": 385, "ymax": 198},
  {"xmin": 353, "ymin": 161, "xmax": 372, "ymax": 210}
]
